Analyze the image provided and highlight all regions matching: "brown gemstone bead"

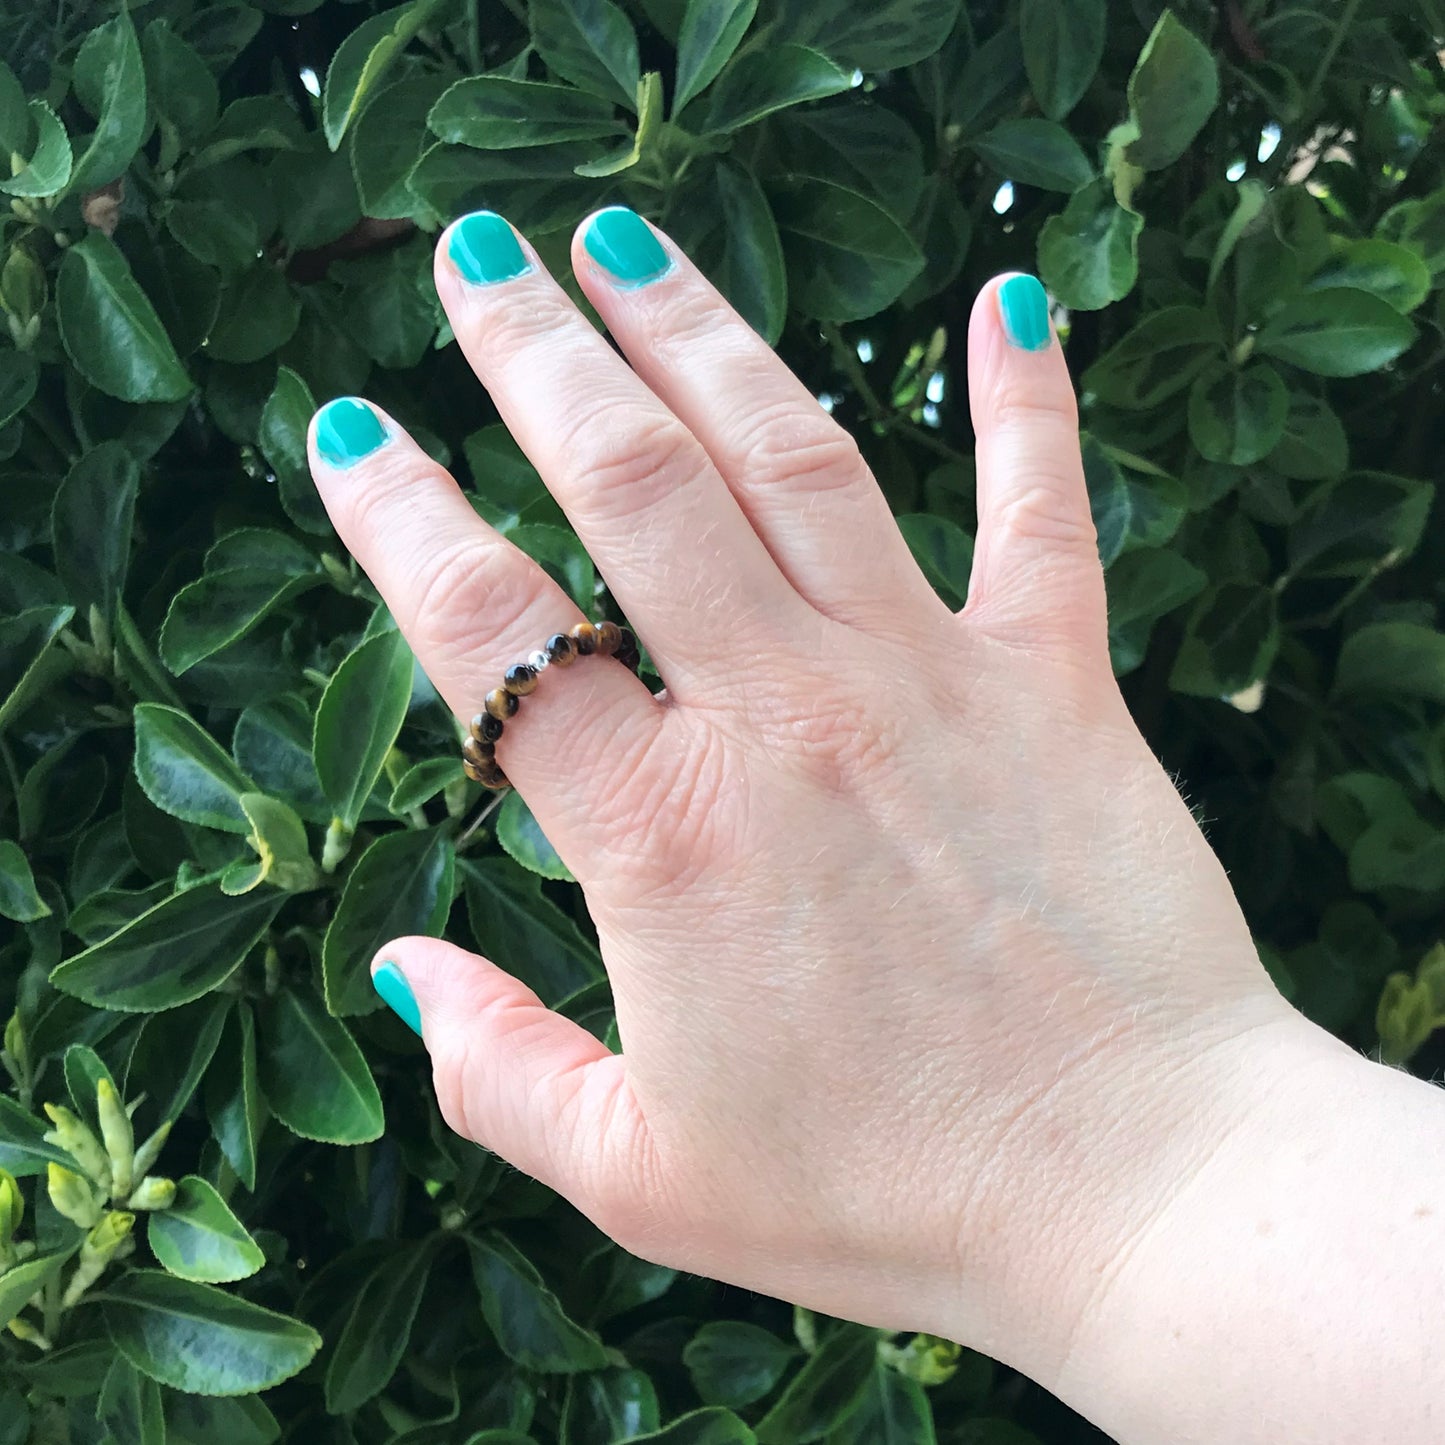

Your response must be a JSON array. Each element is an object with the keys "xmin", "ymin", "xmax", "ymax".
[
  {"xmin": 504, "ymin": 662, "xmax": 538, "ymax": 696},
  {"xmin": 477, "ymin": 760, "xmax": 509, "ymax": 790},
  {"xmin": 569, "ymin": 620, "xmax": 598, "ymax": 656},
  {"xmin": 462, "ymin": 736, "xmax": 494, "ymax": 769},
  {"xmin": 484, "ymin": 686, "xmax": 518, "ymax": 720},
  {"xmin": 471, "ymin": 711, "xmax": 504, "ymax": 743},
  {"xmin": 594, "ymin": 620, "xmax": 622, "ymax": 656},
  {"xmin": 462, "ymin": 759, "xmax": 487, "ymax": 784},
  {"xmin": 617, "ymin": 649, "xmax": 640, "ymax": 673},
  {"xmin": 545, "ymin": 632, "xmax": 576, "ymax": 666}
]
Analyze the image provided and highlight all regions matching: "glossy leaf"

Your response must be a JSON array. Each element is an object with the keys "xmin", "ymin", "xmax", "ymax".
[
  {"xmin": 148, "ymin": 1175, "xmax": 265, "ymax": 1282},
  {"xmin": 0, "ymin": 352, "xmax": 38, "ymax": 429},
  {"xmin": 530, "ymin": 0, "xmax": 641, "ymax": 109},
  {"xmin": 69, "ymin": 8, "xmax": 148, "ymax": 192},
  {"xmin": 702, "ymin": 45, "xmax": 850, "ymax": 134},
  {"xmin": 755, "ymin": 1325, "xmax": 878, "ymax": 1443},
  {"xmin": 628, "ymin": 1410, "xmax": 756, "ymax": 1444},
  {"xmin": 897, "ymin": 514, "xmax": 973, "ymax": 610},
  {"xmin": 258, "ymin": 366, "xmax": 331, "ymax": 535},
  {"xmin": 1082, "ymin": 306, "xmax": 1222, "ymax": 408},
  {"xmin": 324, "ymin": 1240, "xmax": 436, "ymax": 1410},
  {"xmin": 133, "ymin": 703, "xmax": 256, "ymax": 833},
  {"xmin": 1122, "ymin": 11, "xmax": 1219, "ymax": 171},
  {"xmin": 674, "ymin": 0, "xmax": 757, "ymax": 114},
  {"xmin": 1169, "ymin": 583, "xmax": 1280, "ymax": 698},
  {"xmin": 1187, "ymin": 361, "xmax": 1288, "ymax": 466},
  {"xmin": 496, "ymin": 790, "xmax": 574, "ymax": 881},
  {"xmin": 796, "ymin": 0, "xmax": 960, "ymax": 70},
  {"xmin": 0, "ymin": 605, "xmax": 74, "ymax": 734},
  {"xmin": 1037, "ymin": 178, "xmax": 1142, "ymax": 311},
  {"xmin": 161, "ymin": 566, "xmax": 322, "ymax": 674},
  {"xmin": 0, "ymin": 1094, "xmax": 73, "ymax": 1176},
  {"xmin": 1019, "ymin": 0, "xmax": 1104, "ymax": 120},
  {"xmin": 389, "ymin": 756, "xmax": 464, "ymax": 813},
  {"xmin": 51, "ymin": 442, "xmax": 138, "ymax": 627},
  {"xmin": 708, "ymin": 160, "xmax": 787, "ymax": 344},
  {"xmin": 1288, "ymin": 472, "xmax": 1432, "ymax": 578},
  {"xmin": 205, "ymin": 1003, "xmax": 263, "ymax": 1190},
  {"xmin": 0, "ymin": 1252, "xmax": 71, "ymax": 1331},
  {"xmin": 1308, "ymin": 239, "xmax": 1431, "ymax": 313},
  {"xmin": 1335, "ymin": 623, "xmax": 1445, "ymax": 704},
  {"xmin": 97, "ymin": 1355, "xmax": 165, "ymax": 1445},
  {"xmin": 0, "ymin": 100, "xmax": 72, "ymax": 197},
  {"xmin": 1259, "ymin": 289, "xmax": 1415, "ymax": 376},
  {"xmin": 323, "ymin": 0, "xmax": 441, "ymax": 148},
  {"xmin": 430, "ymin": 77, "xmax": 623, "ymax": 149},
  {"xmin": 831, "ymin": 1365, "xmax": 936, "ymax": 1444},
  {"xmin": 972, "ymin": 119, "xmax": 1093, "ymax": 193},
  {"xmin": 0, "ymin": 840, "xmax": 49, "ymax": 923},
  {"xmin": 685, "ymin": 1321, "xmax": 798, "ymax": 1408}
]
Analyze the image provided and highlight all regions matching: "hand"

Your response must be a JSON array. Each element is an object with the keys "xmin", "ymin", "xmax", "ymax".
[{"xmin": 306, "ymin": 207, "xmax": 1310, "ymax": 1375}]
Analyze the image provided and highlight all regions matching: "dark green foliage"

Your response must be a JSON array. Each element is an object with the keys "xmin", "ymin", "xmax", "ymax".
[{"xmin": 1, "ymin": 1, "xmax": 1443, "ymax": 1441}]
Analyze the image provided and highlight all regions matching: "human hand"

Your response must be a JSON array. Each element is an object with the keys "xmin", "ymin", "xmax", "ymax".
[{"xmin": 306, "ymin": 207, "xmax": 1318, "ymax": 1377}]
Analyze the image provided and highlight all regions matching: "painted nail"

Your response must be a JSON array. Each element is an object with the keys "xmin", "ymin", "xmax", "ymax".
[
  {"xmin": 998, "ymin": 274, "xmax": 1052, "ymax": 351},
  {"xmin": 314, "ymin": 398, "xmax": 387, "ymax": 468},
  {"xmin": 582, "ymin": 207, "xmax": 671, "ymax": 287},
  {"xmin": 372, "ymin": 960, "xmax": 422, "ymax": 1037},
  {"xmin": 448, "ymin": 210, "xmax": 531, "ymax": 285}
]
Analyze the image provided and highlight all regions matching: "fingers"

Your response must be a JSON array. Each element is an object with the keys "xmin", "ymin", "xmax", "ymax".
[
  {"xmin": 434, "ymin": 210, "xmax": 809, "ymax": 700},
  {"xmin": 307, "ymin": 398, "xmax": 659, "ymax": 868},
  {"xmin": 964, "ymin": 274, "xmax": 1108, "ymax": 662},
  {"xmin": 371, "ymin": 940, "xmax": 654, "ymax": 1235},
  {"xmin": 570, "ymin": 209, "xmax": 950, "ymax": 634}
]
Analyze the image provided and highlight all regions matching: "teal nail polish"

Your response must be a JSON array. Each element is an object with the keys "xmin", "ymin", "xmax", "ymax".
[
  {"xmin": 315, "ymin": 398, "xmax": 387, "ymax": 468},
  {"xmin": 373, "ymin": 961, "xmax": 422, "ymax": 1037},
  {"xmin": 448, "ymin": 210, "xmax": 531, "ymax": 285},
  {"xmin": 583, "ymin": 207, "xmax": 671, "ymax": 286},
  {"xmin": 998, "ymin": 274, "xmax": 1052, "ymax": 351}
]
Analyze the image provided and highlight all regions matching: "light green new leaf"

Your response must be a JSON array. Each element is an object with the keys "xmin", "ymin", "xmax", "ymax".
[
  {"xmin": 1123, "ymin": 11, "xmax": 1219, "ymax": 172},
  {"xmin": 148, "ymin": 1176, "xmax": 265, "ymax": 1283},
  {"xmin": 1082, "ymin": 306, "xmax": 1222, "ymax": 409},
  {"xmin": 1187, "ymin": 360, "xmax": 1289, "ymax": 466},
  {"xmin": 428, "ymin": 77, "xmax": 624, "ymax": 149},
  {"xmin": 469, "ymin": 1232, "xmax": 609, "ymax": 1373},
  {"xmin": 103, "ymin": 1271, "xmax": 320, "ymax": 1396},
  {"xmin": 50, "ymin": 884, "xmax": 283, "ymax": 1011},
  {"xmin": 0, "ymin": 1252, "xmax": 71, "ymax": 1331},
  {"xmin": 1258, "ymin": 289, "xmax": 1416, "ymax": 376},
  {"xmin": 971, "ymin": 118, "xmax": 1093, "ymax": 193},
  {"xmin": 51, "ymin": 442, "xmax": 138, "ymax": 628},
  {"xmin": 754, "ymin": 1324, "xmax": 879, "ymax": 1444},
  {"xmin": 0, "ymin": 605, "xmax": 74, "ymax": 735},
  {"xmin": 0, "ymin": 840, "xmax": 49, "ymax": 923},
  {"xmin": 257, "ymin": 987, "xmax": 384, "ymax": 1143},
  {"xmin": 221, "ymin": 793, "xmax": 319, "ymax": 896},
  {"xmin": 313, "ymin": 630, "xmax": 415, "ymax": 831},
  {"xmin": 69, "ymin": 8, "xmax": 148, "ymax": 192},
  {"xmin": 389, "ymin": 756, "xmax": 463, "ymax": 813},
  {"xmin": 1037, "ymin": 177, "xmax": 1142, "ymax": 311},
  {"xmin": 0, "ymin": 101, "xmax": 72, "ymax": 197},
  {"xmin": 324, "ymin": 1241, "xmax": 437, "ymax": 1411},
  {"xmin": 702, "ymin": 45, "xmax": 851, "ymax": 135},
  {"xmin": 322, "ymin": 827, "xmax": 454, "ymax": 1015},
  {"xmin": 497, "ymin": 791, "xmax": 573, "ymax": 881},
  {"xmin": 258, "ymin": 366, "xmax": 331, "ymax": 535},
  {"xmin": 1335, "ymin": 623, "xmax": 1445, "ymax": 704},
  {"xmin": 685, "ymin": 1322, "xmax": 798, "ymax": 1409},
  {"xmin": 323, "ymin": 0, "xmax": 441, "ymax": 149},
  {"xmin": 56, "ymin": 234, "xmax": 192, "ymax": 404},
  {"xmin": 530, "ymin": 0, "xmax": 641, "ymax": 110},
  {"xmin": 674, "ymin": 0, "xmax": 757, "ymax": 115},
  {"xmin": 1020, "ymin": 0, "xmax": 1104, "ymax": 120},
  {"xmin": 133, "ymin": 703, "xmax": 256, "ymax": 833},
  {"xmin": 0, "ymin": 1093, "xmax": 74, "ymax": 1177}
]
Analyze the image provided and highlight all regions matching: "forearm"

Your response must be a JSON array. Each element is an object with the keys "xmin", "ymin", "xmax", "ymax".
[{"xmin": 1046, "ymin": 1021, "xmax": 1445, "ymax": 1445}]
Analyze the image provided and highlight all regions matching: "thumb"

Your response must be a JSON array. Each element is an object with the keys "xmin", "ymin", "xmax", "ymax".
[
  {"xmin": 371, "ymin": 939, "xmax": 653, "ymax": 1235},
  {"xmin": 964, "ymin": 273, "xmax": 1108, "ymax": 663}
]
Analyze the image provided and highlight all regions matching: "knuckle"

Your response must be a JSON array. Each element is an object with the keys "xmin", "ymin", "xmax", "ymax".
[
  {"xmin": 992, "ymin": 376, "xmax": 1080, "ymax": 435},
  {"xmin": 470, "ymin": 290, "xmax": 574, "ymax": 360},
  {"xmin": 744, "ymin": 403, "xmax": 865, "ymax": 494},
  {"xmin": 997, "ymin": 481, "xmax": 1098, "ymax": 553},
  {"xmin": 341, "ymin": 453, "xmax": 439, "ymax": 549},
  {"xmin": 408, "ymin": 537, "xmax": 538, "ymax": 671},
  {"xmin": 558, "ymin": 405, "xmax": 709, "ymax": 519}
]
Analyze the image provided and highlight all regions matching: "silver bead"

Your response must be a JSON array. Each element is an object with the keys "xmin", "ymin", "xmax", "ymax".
[{"xmin": 528, "ymin": 649, "xmax": 550, "ymax": 672}]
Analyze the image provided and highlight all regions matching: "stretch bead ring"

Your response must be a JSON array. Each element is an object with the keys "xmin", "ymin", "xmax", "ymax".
[{"xmin": 462, "ymin": 620, "xmax": 640, "ymax": 790}]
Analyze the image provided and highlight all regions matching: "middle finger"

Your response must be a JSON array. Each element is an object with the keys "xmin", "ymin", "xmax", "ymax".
[{"xmin": 435, "ymin": 210, "xmax": 808, "ymax": 701}]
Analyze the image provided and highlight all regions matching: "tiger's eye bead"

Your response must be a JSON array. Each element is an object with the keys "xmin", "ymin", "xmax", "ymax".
[
  {"xmin": 462, "ymin": 736, "xmax": 494, "ymax": 769},
  {"xmin": 569, "ymin": 621, "xmax": 598, "ymax": 656},
  {"xmin": 545, "ymin": 632, "xmax": 576, "ymax": 666},
  {"xmin": 462, "ymin": 759, "xmax": 487, "ymax": 784},
  {"xmin": 485, "ymin": 686, "xmax": 518, "ymax": 720},
  {"xmin": 503, "ymin": 662, "xmax": 538, "ymax": 696},
  {"xmin": 594, "ymin": 620, "xmax": 622, "ymax": 656},
  {"xmin": 477, "ymin": 760, "xmax": 509, "ymax": 790},
  {"xmin": 471, "ymin": 712, "xmax": 504, "ymax": 743},
  {"xmin": 615, "ymin": 627, "xmax": 640, "ymax": 670}
]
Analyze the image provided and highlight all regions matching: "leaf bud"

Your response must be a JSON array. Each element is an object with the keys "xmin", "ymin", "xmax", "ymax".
[
  {"xmin": 2, "ymin": 1011, "xmax": 26, "ymax": 1081},
  {"xmin": 126, "ymin": 1176, "xmax": 175, "ymax": 1212},
  {"xmin": 6, "ymin": 1316, "xmax": 50, "ymax": 1350},
  {"xmin": 62, "ymin": 1211, "xmax": 134, "ymax": 1307},
  {"xmin": 95, "ymin": 1078, "xmax": 135, "ymax": 1200},
  {"xmin": 46, "ymin": 1163, "xmax": 102, "ymax": 1230},
  {"xmin": 0, "ymin": 1168, "xmax": 22, "ymax": 1243},
  {"xmin": 130, "ymin": 1120, "xmax": 171, "ymax": 1182},
  {"xmin": 42, "ymin": 1103, "xmax": 111, "ymax": 1190}
]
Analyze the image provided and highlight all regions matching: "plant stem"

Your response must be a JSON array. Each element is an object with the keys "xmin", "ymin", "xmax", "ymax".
[
  {"xmin": 1304, "ymin": 0, "xmax": 1365, "ymax": 115},
  {"xmin": 822, "ymin": 322, "xmax": 888, "ymax": 425}
]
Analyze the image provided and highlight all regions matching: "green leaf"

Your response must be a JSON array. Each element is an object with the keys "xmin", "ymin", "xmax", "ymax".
[
  {"xmin": 429, "ymin": 77, "xmax": 624, "ymax": 149},
  {"xmin": 0, "ymin": 1252, "xmax": 71, "ymax": 1331},
  {"xmin": 143, "ymin": 20, "xmax": 219, "ymax": 155},
  {"xmin": 258, "ymin": 365, "xmax": 331, "ymax": 535},
  {"xmin": 51, "ymin": 442, "xmax": 138, "ymax": 627},
  {"xmin": 1123, "ymin": 11, "xmax": 1219, "ymax": 171},
  {"xmin": 1307, "ymin": 239, "xmax": 1431, "ymax": 314},
  {"xmin": 507, "ymin": 524, "xmax": 596, "ymax": 613},
  {"xmin": 702, "ymin": 45, "xmax": 851, "ymax": 134},
  {"xmin": 795, "ymin": 0, "xmax": 960, "ymax": 70},
  {"xmin": 1267, "ymin": 393, "xmax": 1348, "ymax": 481},
  {"xmin": 97, "ymin": 1355, "xmax": 165, "ymax": 1445},
  {"xmin": 56, "ymin": 233, "xmax": 192, "ymax": 404},
  {"xmin": 322, "ymin": 827, "xmax": 454, "ymax": 1016},
  {"xmin": 1376, "ymin": 191, "xmax": 1445, "ymax": 275},
  {"xmin": 323, "ymin": 0, "xmax": 441, "ymax": 149},
  {"xmin": 1169, "ymin": 582, "xmax": 1279, "ymax": 698},
  {"xmin": 164, "ymin": 1393, "xmax": 279, "ymax": 1445},
  {"xmin": 830, "ymin": 1365, "xmax": 935, "ymax": 1445},
  {"xmin": 103, "ymin": 1270, "xmax": 320, "ymax": 1396},
  {"xmin": 224, "ymin": 792, "xmax": 319, "ymax": 895},
  {"xmin": 205, "ymin": 1003, "xmax": 263, "ymax": 1190},
  {"xmin": 234, "ymin": 695, "xmax": 330, "ymax": 825},
  {"xmin": 126, "ymin": 996, "xmax": 230, "ymax": 1127},
  {"xmin": 755, "ymin": 1325, "xmax": 879, "ymax": 1444},
  {"xmin": 562, "ymin": 1368, "xmax": 660, "ymax": 1445},
  {"xmin": 1187, "ymin": 360, "xmax": 1288, "ymax": 466},
  {"xmin": 0, "ymin": 605, "xmax": 74, "ymax": 735},
  {"xmin": 1288, "ymin": 472, "xmax": 1432, "ymax": 578},
  {"xmin": 1082, "ymin": 306, "xmax": 1221, "ymax": 408},
  {"xmin": 188, "ymin": 96, "xmax": 305, "ymax": 171},
  {"xmin": 471, "ymin": 1232, "xmax": 608, "ymax": 1373},
  {"xmin": 685, "ymin": 1322, "xmax": 798, "ymax": 1409},
  {"xmin": 0, "ymin": 839, "xmax": 49, "ymax": 922},
  {"xmin": 63, "ymin": 1042, "xmax": 115, "ymax": 1131},
  {"xmin": 257, "ymin": 987, "xmax": 384, "ymax": 1143},
  {"xmin": 1258, "ymin": 289, "xmax": 1415, "ymax": 377},
  {"xmin": 204, "ymin": 264, "xmax": 301, "ymax": 364},
  {"xmin": 0, "ymin": 100, "xmax": 72, "ymax": 198},
  {"xmin": 0, "ymin": 352, "xmax": 38, "ymax": 429},
  {"xmin": 51, "ymin": 884, "xmax": 283, "ymax": 1011},
  {"xmin": 148, "ymin": 1175, "xmax": 265, "ymax": 1283},
  {"xmin": 897, "ymin": 513, "xmax": 973, "ymax": 610},
  {"xmin": 464, "ymin": 857, "xmax": 603, "ymax": 1005},
  {"xmin": 1019, "ymin": 0, "xmax": 1104, "ymax": 120},
  {"xmin": 496, "ymin": 791, "xmax": 574, "ymax": 881},
  {"xmin": 1083, "ymin": 436, "xmax": 1185, "ymax": 564},
  {"xmin": 324, "ymin": 1241, "xmax": 436, "ymax": 1411},
  {"xmin": 161, "ymin": 567, "xmax": 322, "ymax": 674},
  {"xmin": 530, "ymin": 0, "xmax": 642, "ymax": 110},
  {"xmin": 971, "ymin": 118, "xmax": 1093, "ymax": 193},
  {"xmin": 389, "ymin": 756, "xmax": 464, "ymax": 813},
  {"xmin": 1105, "ymin": 548, "xmax": 1206, "ymax": 676},
  {"xmin": 1335, "ymin": 623, "xmax": 1445, "ymax": 704},
  {"xmin": 627, "ymin": 1409, "xmax": 756, "ymax": 1444},
  {"xmin": 0, "ymin": 1094, "xmax": 74, "ymax": 1178},
  {"xmin": 770, "ymin": 176, "xmax": 923, "ymax": 322},
  {"xmin": 350, "ymin": 72, "xmax": 450, "ymax": 219},
  {"xmin": 69, "ymin": 8, "xmax": 148, "ymax": 192},
  {"xmin": 314, "ymin": 630, "xmax": 415, "ymax": 831},
  {"xmin": 133, "ymin": 703, "xmax": 257, "ymax": 833},
  {"xmin": 674, "ymin": 0, "xmax": 757, "ymax": 114},
  {"xmin": 1037, "ymin": 177, "xmax": 1142, "ymax": 311}
]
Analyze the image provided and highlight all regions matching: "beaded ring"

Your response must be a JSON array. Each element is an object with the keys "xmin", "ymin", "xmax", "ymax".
[{"xmin": 461, "ymin": 620, "xmax": 640, "ymax": 790}]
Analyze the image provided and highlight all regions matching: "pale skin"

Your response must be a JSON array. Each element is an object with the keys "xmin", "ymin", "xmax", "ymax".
[{"xmin": 307, "ymin": 209, "xmax": 1445, "ymax": 1444}]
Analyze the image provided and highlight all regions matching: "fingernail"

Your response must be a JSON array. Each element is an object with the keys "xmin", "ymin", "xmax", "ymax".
[
  {"xmin": 998, "ymin": 274, "xmax": 1052, "ymax": 351},
  {"xmin": 372, "ymin": 960, "xmax": 422, "ymax": 1037},
  {"xmin": 582, "ymin": 207, "xmax": 671, "ymax": 287},
  {"xmin": 314, "ymin": 398, "xmax": 387, "ymax": 468},
  {"xmin": 448, "ymin": 210, "xmax": 531, "ymax": 285}
]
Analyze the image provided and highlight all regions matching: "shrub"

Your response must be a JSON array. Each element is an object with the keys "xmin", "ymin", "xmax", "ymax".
[{"xmin": 1, "ymin": 0, "xmax": 1442, "ymax": 1440}]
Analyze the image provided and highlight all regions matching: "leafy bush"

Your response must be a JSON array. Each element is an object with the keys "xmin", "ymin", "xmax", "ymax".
[{"xmin": 1, "ymin": 0, "xmax": 1443, "ymax": 1440}]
